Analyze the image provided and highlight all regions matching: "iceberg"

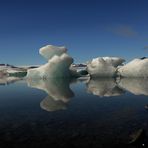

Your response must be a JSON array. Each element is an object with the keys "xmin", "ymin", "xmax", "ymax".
[
  {"xmin": 27, "ymin": 53, "xmax": 73, "ymax": 78},
  {"xmin": 27, "ymin": 44, "xmax": 148, "ymax": 78},
  {"xmin": 86, "ymin": 57, "xmax": 125, "ymax": 77},
  {"xmin": 118, "ymin": 58, "xmax": 148, "ymax": 77},
  {"xmin": 27, "ymin": 45, "xmax": 79, "ymax": 78},
  {"xmin": 101, "ymin": 57, "xmax": 125, "ymax": 67}
]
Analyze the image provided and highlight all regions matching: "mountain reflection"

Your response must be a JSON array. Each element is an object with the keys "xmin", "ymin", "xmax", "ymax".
[
  {"xmin": 27, "ymin": 78, "xmax": 74, "ymax": 112},
  {"xmin": 86, "ymin": 78, "xmax": 125, "ymax": 97}
]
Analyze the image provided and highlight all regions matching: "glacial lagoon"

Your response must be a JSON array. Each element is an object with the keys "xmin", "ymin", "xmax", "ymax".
[{"xmin": 0, "ymin": 77, "xmax": 148, "ymax": 147}]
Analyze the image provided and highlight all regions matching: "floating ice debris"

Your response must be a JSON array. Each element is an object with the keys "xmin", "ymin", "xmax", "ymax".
[
  {"xmin": 118, "ymin": 58, "xmax": 148, "ymax": 77},
  {"xmin": 86, "ymin": 57, "xmax": 125, "ymax": 77}
]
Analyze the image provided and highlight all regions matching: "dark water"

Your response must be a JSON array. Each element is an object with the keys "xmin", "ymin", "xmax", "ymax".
[{"xmin": 0, "ymin": 77, "xmax": 148, "ymax": 148}]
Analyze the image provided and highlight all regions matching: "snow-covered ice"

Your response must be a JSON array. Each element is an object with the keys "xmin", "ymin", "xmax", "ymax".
[
  {"xmin": 118, "ymin": 58, "xmax": 148, "ymax": 77},
  {"xmin": 86, "ymin": 57, "xmax": 125, "ymax": 77},
  {"xmin": 27, "ymin": 45, "xmax": 78, "ymax": 78},
  {"xmin": 101, "ymin": 57, "xmax": 125, "ymax": 67},
  {"xmin": 27, "ymin": 53, "xmax": 73, "ymax": 78},
  {"xmin": 26, "ymin": 44, "xmax": 148, "ymax": 78},
  {"xmin": 39, "ymin": 45, "xmax": 67, "ymax": 60}
]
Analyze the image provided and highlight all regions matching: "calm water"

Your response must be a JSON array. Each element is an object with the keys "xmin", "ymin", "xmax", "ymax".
[{"xmin": 0, "ymin": 77, "xmax": 148, "ymax": 148}]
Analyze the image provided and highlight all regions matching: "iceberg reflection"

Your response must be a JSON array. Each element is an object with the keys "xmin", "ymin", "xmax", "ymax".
[
  {"xmin": 118, "ymin": 78, "xmax": 148, "ymax": 96},
  {"xmin": 86, "ymin": 78, "xmax": 125, "ymax": 97},
  {"xmin": 27, "ymin": 78, "xmax": 74, "ymax": 111},
  {"xmin": 40, "ymin": 96, "xmax": 67, "ymax": 112},
  {"xmin": 27, "ymin": 77, "xmax": 148, "ymax": 112},
  {"xmin": 0, "ymin": 76, "xmax": 23, "ymax": 85}
]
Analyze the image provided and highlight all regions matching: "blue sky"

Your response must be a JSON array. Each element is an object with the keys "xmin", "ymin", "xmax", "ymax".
[{"xmin": 0, "ymin": 0, "xmax": 148, "ymax": 65}]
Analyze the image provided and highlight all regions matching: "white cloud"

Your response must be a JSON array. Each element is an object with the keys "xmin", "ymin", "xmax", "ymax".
[{"xmin": 109, "ymin": 25, "xmax": 137, "ymax": 37}]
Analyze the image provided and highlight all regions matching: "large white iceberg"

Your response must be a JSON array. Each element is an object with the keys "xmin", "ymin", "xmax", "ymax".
[
  {"xmin": 27, "ymin": 53, "xmax": 73, "ymax": 78},
  {"xmin": 86, "ymin": 57, "xmax": 125, "ymax": 77},
  {"xmin": 118, "ymin": 58, "xmax": 148, "ymax": 77},
  {"xmin": 27, "ymin": 45, "xmax": 79, "ymax": 78}
]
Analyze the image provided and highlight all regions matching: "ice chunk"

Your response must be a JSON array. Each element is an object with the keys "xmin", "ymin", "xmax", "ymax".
[
  {"xmin": 118, "ymin": 58, "xmax": 148, "ymax": 77},
  {"xmin": 27, "ymin": 53, "xmax": 74, "ymax": 78},
  {"xmin": 39, "ymin": 45, "xmax": 67, "ymax": 60},
  {"xmin": 102, "ymin": 57, "xmax": 125, "ymax": 67},
  {"xmin": 86, "ymin": 78, "xmax": 125, "ymax": 97},
  {"xmin": 27, "ymin": 45, "xmax": 80, "ymax": 78},
  {"xmin": 86, "ymin": 57, "xmax": 125, "ymax": 78},
  {"xmin": 86, "ymin": 57, "xmax": 123, "ymax": 77},
  {"xmin": 28, "ymin": 45, "xmax": 127, "ymax": 78}
]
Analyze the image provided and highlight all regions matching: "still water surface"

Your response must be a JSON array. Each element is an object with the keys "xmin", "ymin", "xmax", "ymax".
[{"xmin": 0, "ymin": 77, "xmax": 148, "ymax": 148}]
